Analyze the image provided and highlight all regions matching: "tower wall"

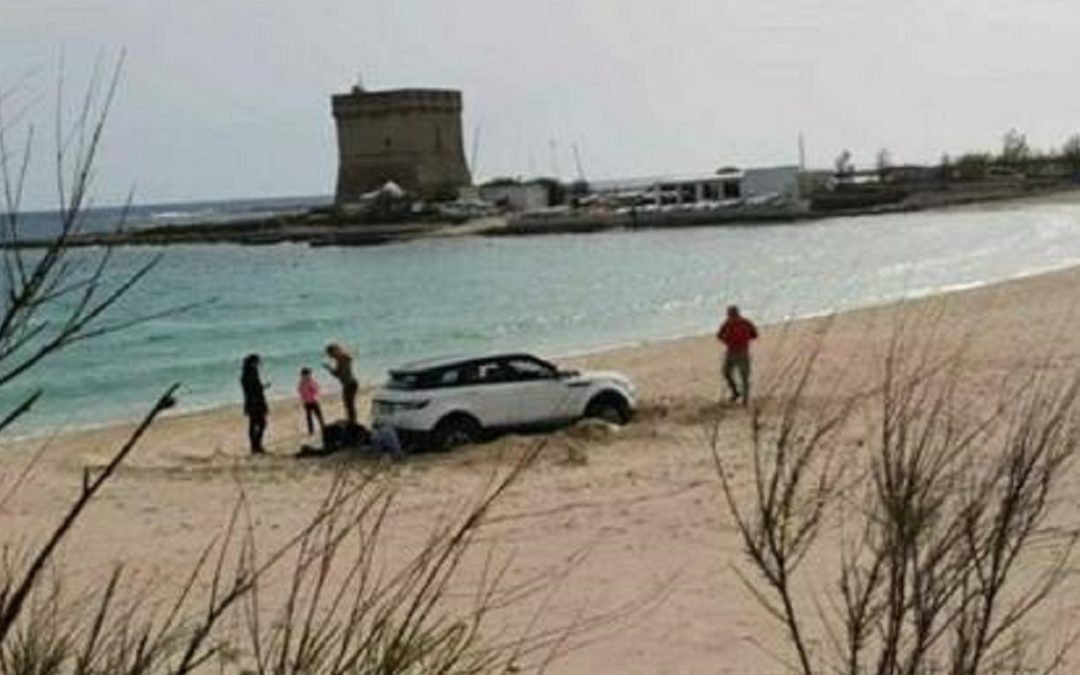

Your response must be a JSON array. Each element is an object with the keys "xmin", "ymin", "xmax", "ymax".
[{"xmin": 332, "ymin": 88, "xmax": 472, "ymax": 202}]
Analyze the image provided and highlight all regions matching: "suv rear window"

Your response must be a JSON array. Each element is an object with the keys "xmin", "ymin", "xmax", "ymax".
[{"xmin": 387, "ymin": 372, "xmax": 423, "ymax": 390}]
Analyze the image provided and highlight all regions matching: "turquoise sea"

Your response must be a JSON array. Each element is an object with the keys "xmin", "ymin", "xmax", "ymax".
[{"xmin": 6, "ymin": 200, "xmax": 1080, "ymax": 434}]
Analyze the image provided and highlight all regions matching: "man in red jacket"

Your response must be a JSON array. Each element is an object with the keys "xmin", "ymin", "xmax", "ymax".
[{"xmin": 716, "ymin": 305, "xmax": 759, "ymax": 404}]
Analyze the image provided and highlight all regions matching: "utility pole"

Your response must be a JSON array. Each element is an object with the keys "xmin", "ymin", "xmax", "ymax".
[{"xmin": 798, "ymin": 133, "xmax": 806, "ymax": 171}]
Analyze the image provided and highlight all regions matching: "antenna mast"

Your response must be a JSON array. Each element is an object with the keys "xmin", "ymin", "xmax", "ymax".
[
  {"xmin": 470, "ymin": 123, "xmax": 482, "ymax": 177},
  {"xmin": 572, "ymin": 142, "xmax": 587, "ymax": 184}
]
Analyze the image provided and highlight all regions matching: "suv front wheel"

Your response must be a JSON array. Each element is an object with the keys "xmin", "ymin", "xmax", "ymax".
[{"xmin": 585, "ymin": 393, "xmax": 631, "ymax": 425}]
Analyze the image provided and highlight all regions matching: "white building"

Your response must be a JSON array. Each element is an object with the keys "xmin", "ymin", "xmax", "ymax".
[
  {"xmin": 478, "ymin": 181, "xmax": 551, "ymax": 212},
  {"xmin": 742, "ymin": 165, "xmax": 800, "ymax": 199},
  {"xmin": 591, "ymin": 165, "xmax": 800, "ymax": 207}
]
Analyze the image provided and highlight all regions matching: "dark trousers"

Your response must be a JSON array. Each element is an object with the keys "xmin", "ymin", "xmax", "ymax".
[
  {"xmin": 303, "ymin": 401, "xmax": 325, "ymax": 434},
  {"xmin": 342, "ymin": 380, "xmax": 358, "ymax": 424},
  {"xmin": 723, "ymin": 353, "xmax": 752, "ymax": 402},
  {"xmin": 247, "ymin": 414, "xmax": 267, "ymax": 454}
]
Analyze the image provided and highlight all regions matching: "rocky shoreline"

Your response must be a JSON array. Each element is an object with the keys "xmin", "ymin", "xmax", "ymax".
[{"xmin": 7, "ymin": 183, "xmax": 1080, "ymax": 249}]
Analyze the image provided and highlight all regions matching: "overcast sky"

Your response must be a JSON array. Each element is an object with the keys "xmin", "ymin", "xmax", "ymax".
[{"xmin": 4, "ymin": 0, "xmax": 1080, "ymax": 208}]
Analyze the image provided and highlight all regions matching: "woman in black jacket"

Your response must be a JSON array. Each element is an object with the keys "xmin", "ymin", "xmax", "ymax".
[{"xmin": 241, "ymin": 353, "xmax": 269, "ymax": 454}]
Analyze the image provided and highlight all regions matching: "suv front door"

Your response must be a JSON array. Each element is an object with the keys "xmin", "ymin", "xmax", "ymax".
[{"xmin": 501, "ymin": 357, "xmax": 578, "ymax": 426}]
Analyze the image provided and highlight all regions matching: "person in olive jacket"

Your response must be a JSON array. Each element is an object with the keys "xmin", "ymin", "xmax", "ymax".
[{"xmin": 324, "ymin": 343, "xmax": 359, "ymax": 424}]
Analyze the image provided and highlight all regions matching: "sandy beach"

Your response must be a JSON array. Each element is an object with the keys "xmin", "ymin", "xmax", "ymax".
[{"xmin": 4, "ymin": 261, "xmax": 1080, "ymax": 673}]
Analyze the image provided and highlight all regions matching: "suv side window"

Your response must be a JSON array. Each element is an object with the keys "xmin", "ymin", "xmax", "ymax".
[
  {"xmin": 504, "ymin": 358, "xmax": 556, "ymax": 381},
  {"xmin": 476, "ymin": 360, "xmax": 515, "ymax": 384},
  {"xmin": 458, "ymin": 364, "xmax": 479, "ymax": 385},
  {"xmin": 438, "ymin": 368, "xmax": 461, "ymax": 387}
]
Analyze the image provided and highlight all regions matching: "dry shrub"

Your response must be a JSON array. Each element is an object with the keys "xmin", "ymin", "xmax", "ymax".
[
  {"xmin": 0, "ymin": 440, "xmax": 588, "ymax": 674},
  {"xmin": 715, "ymin": 322, "xmax": 1080, "ymax": 674}
]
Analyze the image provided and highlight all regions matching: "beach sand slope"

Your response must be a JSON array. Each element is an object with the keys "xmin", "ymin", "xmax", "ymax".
[{"xmin": 3, "ymin": 265, "xmax": 1080, "ymax": 673}]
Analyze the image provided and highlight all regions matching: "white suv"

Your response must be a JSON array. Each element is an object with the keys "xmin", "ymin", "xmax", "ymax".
[{"xmin": 371, "ymin": 353, "xmax": 636, "ymax": 451}]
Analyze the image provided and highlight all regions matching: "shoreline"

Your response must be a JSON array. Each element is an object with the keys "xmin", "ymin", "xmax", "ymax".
[{"xmin": 9, "ymin": 253, "xmax": 1080, "ymax": 447}]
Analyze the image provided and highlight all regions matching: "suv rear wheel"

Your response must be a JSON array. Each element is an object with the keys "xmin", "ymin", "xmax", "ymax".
[
  {"xmin": 585, "ymin": 393, "xmax": 631, "ymax": 425},
  {"xmin": 431, "ymin": 414, "xmax": 482, "ymax": 452}
]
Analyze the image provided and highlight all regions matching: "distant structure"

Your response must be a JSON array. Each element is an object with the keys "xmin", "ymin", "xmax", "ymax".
[
  {"xmin": 589, "ymin": 166, "xmax": 801, "ymax": 205},
  {"xmin": 479, "ymin": 180, "xmax": 552, "ymax": 213},
  {"xmin": 331, "ymin": 86, "xmax": 472, "ymax": 202}
]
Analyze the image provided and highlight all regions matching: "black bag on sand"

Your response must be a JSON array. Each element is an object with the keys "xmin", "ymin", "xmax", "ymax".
[{"xmin": 321, "ymin": 421, "xmax": 370, "ymax": 452}]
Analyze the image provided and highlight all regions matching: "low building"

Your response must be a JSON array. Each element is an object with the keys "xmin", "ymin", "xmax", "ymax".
[
  {"xmin": 653, "ymin": 172, "xmax": 744, "ymax": 204},
  {"xmin": 591, "ymin": 165, "xmax": 801, "ymax": 207},
  {"xmin": 478, "ymin": 181, "xmax": 551, "ymax": 212}
]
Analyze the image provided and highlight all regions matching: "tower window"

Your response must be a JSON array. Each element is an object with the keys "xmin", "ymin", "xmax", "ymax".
[
  {"xmin": 384, "ymin": 136, "xmax": 392, "ymax": 149},
  {"xmin": 435, "ymin": 127, "xmax": 443, "ymax": 152}
]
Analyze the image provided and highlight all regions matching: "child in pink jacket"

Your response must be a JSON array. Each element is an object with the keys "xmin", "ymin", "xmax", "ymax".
[{"xmin": 297, "ymin": 367, "xmax": 325, "ymax": 435}]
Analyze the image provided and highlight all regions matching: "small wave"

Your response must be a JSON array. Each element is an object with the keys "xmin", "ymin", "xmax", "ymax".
[{"xmin": 150, "ymin": 210, "xmax": 210, "ymax": 220}]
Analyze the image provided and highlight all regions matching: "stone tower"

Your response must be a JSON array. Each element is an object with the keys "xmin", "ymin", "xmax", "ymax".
[{"xmin": 331, "ymin": 87, "xmax": 472, "ymax": 202}]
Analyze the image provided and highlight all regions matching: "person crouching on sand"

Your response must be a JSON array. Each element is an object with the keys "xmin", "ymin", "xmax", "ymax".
[
  {"xmin": 324, "ymin": 342, "xmax": 359, "ymax": 424},
  {"xmin": 716, "ymin": 305, "xmax": 758, "ymax": 405},
  {"xmin": 297, "ymin": 367, "xmax": 325, "ymax": 435},
  {"xmin": 241, "ymin": 353, "xmax": 269, "ymax": 454}
]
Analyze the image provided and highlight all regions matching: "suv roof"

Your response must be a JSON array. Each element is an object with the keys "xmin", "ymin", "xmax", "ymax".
[{"xmin": 390, "ymin": 353, "xmax": 544, "ymax": 376}]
